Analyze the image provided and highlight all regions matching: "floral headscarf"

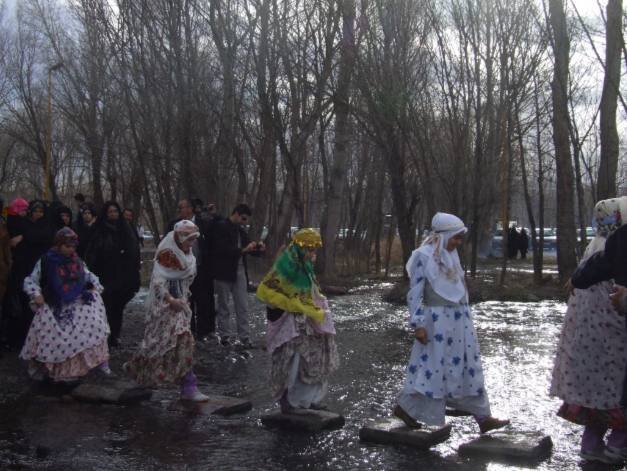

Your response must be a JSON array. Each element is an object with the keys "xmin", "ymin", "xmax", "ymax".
[
  {"xmin": 256, "ymin": 228, "xmax": 325, "ymax": 323},
  {"xmin": 582, "ymin": 196, "xmax": 627, "ymax": 260}
]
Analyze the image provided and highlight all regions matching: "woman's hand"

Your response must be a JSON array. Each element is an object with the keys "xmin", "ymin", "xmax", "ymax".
[
  {"xmin": 168, "ymin": 297, "xmax": 186, "ymax": 312},
  {"xmin": 414, "ymin": 327, "xmax": 428, "ymax": 345},
  {"xmin": 610, "ymin": 285, "xmax": 627, "ymax": 314},
  {"xmin": 564, "ymin": 278, "xmax": 574, "ymax": 297},
  {"xmin": 9, "ymin": 235, "xmax": 23, "ymax": 248},
  {"xmin": 32, "ymin": 295, "xmax": 45, "ymax": 307}
]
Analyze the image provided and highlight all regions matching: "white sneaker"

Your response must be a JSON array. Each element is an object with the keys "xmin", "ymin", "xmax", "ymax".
[{"xmin": 181, "ymin": 388, "xmax": 210, "ymax": 402}]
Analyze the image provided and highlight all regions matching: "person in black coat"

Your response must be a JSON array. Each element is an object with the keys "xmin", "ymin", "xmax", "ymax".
[
  {"xmin": 167, "ymin": 199, "xmax": 216, "ymax": 340},
  {"xmin": 507, "ymin": 226, "xmax": 519, "ymax": 259},
  {"xmin": 74, "ymin": 202, "xmax": 98, "ymax": 259},
  {"xmin": 209, "ymin": 203, "xmax": 265, "ymax": 347},
  {"xmin": 53, "ymin": 205, "xmax": 73, "ymax": 231},
  {"xmin": 85, "ymin": 201, "xmax": 140, "ymax": 347},
  {"xmin": 2, "ymin": 200, "xmax": 54, "ymax": 350},
  {"xmin": 518, "ymin": 228, "xmax": 529, "ymax": 259}
]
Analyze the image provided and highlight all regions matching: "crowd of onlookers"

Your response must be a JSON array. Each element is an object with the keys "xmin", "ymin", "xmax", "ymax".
[
  {"xmin": 0, "ymin": 193, "xmax": 265, "ymax": 357},
  {"xmin": 0, "ymin": 195, "xmax": 143, "ymax": 352}
]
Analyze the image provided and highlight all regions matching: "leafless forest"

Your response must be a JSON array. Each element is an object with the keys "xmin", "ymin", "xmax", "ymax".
[{"xmin": 0, "ymin": 0, "xmax": 625, "ymax": 280}]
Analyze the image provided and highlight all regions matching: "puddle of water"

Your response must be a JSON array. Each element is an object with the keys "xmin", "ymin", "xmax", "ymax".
[{"xmin": 0, "ymin": 287, "xmax": 584, "ymax": 470}]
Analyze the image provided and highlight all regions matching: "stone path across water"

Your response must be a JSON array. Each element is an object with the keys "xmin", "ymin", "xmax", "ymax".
[{"xmin": 0, "ymin": 286, "xmax": 583, "ymax": 470}]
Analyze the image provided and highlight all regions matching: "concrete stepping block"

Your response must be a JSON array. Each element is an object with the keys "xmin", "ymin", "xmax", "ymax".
[
  {"xmin": 169, "ymin": 395, "xmax": 252, "ymax": 416},
  {"xmin": 458, "ymin": 430, "xmax": 553, "ymax": 463},
  {"xmin": 359, "ymin": 418, "xmax": 452, "ymax": 449},
  {"xmin": 71, "ymin": 378, "xmax": 152, "ymax": 404},
  {"xmin": 261, "ymin": 409, "xmax": 345, "ymax": 432}
]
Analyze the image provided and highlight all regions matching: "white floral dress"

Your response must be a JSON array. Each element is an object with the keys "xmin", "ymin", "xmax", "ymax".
[
  {"xmin": 398, "ymin": 251, "xmax": 491, "ymax": 425},
  {"xmin": 20, "ymin": 259, "xmax": 109, "ymax": 380}
]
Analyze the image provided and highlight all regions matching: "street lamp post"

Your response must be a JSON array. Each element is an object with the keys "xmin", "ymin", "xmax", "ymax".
[{"xmin": 45, "ymin": 62, "xmax": 63, "ymax": 201}]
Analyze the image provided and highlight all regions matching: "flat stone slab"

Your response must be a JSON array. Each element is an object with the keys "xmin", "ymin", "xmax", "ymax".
[
  {"xmin": 71, "ymin": 378, "xmax": 152, "ymax": 404},
  {"xmin": 261, "ymin": 409, "xmax": 345, "ymax": 432},
  {"xmin": 359, "ymin": 418, "xmax": 452, "ymax": 449},
  {"xmin": 458, "ymin": 430, "xmax": 553, "ymax": 463},
  {"xmin": 168, "ymin": 395, "xmax": 252, "ymax": 416}
]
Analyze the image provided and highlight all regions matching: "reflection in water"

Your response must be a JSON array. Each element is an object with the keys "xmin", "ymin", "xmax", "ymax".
[{"xmin": 0, "ymin": 287, "xmax": 583, "ymax": 470}]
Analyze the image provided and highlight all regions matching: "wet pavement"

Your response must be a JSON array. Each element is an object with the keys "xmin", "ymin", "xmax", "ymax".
[{"xmin": 0, "ymin": 282, "xmax": 601, "ymax": 470}]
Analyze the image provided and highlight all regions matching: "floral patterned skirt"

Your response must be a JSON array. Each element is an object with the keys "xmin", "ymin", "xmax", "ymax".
[
  {"xmin": 270, "ymin": 324, "xmax": 338, "ymax": 399},
  {"xmin": 28, "ymin": 341, "xmax": 109, "ymax": 381},
  {"xmin": 558, "ymin": 402, "xmax": 627, "ymax": 430},
  {"xmin": 124, "ymin": 332, "xmax": 194, "ymax": 387}
]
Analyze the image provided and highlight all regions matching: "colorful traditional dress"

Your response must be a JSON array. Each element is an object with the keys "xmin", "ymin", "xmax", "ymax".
[
  {"xmin": 551, "ymin": 197, "xmax": 627, "ymax": 458},
  {"xmin": 124, "ymin": 223, "xmax": 196, "ymax": 386},
  {"xmin": 20, "ymin": 228, "xmax": 109, "ymax": 381},
  {"xmin": 257, "ymin": 229, "xmax": 339, "ymax": 410},
  {"xmin": 396, "ymin": 213, "xmax": 506, "ymax": 432}
]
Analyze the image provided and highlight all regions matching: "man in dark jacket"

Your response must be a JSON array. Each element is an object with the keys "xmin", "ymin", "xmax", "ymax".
[
  {"xmin": 167, "ymin": 199, "xmax": 215, "ymax": 340},
  {"xmin": 209, "ymin": 204, "xmax": 264, "ymax": 347}
]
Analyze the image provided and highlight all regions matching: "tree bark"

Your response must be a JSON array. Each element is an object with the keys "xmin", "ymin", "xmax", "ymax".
[
  {"xmin": 549, "ymin": 0, "xmax": 578, "ymax": 281},
  {"xmin": 596, "ymin": 0, "xmax": 622, "ymax": 200}
]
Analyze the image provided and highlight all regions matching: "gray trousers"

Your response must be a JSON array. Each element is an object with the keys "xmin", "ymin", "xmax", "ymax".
[{"xmin": 214, "ymin": 266, "xmax": 249, "ymax": 339}]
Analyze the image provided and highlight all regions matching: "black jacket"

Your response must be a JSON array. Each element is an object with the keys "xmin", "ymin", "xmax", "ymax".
[
  {"xmin": 208, "ymin": 218, "xmax": 260, "ymax": 283},
  {"xmin": 571, "ymin": 225, "xmax": 627, "ymax": 289},
  {"xmin": 84, "ymin": 220, "xmax": 141, "ymax": 293}
]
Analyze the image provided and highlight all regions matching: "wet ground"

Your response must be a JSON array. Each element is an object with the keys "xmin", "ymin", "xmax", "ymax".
[{"xmin": 0, "ymin": 282, "xmax": 605, "ymax": 470}]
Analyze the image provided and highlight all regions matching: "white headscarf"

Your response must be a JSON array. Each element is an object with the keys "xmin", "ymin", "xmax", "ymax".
[
  {"xmin": 406, "ymin": 212, "xmax": 467, "ymax": 303},
  {"xmin": 582, "ymin": 196, "xmax": 627, "ymax": 261}
]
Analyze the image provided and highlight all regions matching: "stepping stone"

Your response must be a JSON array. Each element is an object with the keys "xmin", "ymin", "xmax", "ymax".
[
  {"xmin": 169, "ymin": 395, "xmax": 252, "ymax": 416},
  {"xmin": 71, "ymin": 378, "xmax": 152, "ymax": 405},
  {"xmin": 261, "ymin": 409, "xmax": 345, "ymax": 432},
  {"xmin": 458, "ymin": 430, "xmax": 553, "ymax": 463},
  {"xmin": 359, "ymin": 418, "xmax": 452, "ymax": 449}
]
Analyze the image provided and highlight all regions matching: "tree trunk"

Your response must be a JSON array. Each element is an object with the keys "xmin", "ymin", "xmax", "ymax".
[
  {"xmin": 549, "ymin": 0, "xmax": 578, "ymax": 281},
  {"xmin": 596, "ymin": 0, "xmax": 622, "ymax": 200},
  {"xmin": 319, "ymin": 0, "xmax": 356, "ymax": 278}
]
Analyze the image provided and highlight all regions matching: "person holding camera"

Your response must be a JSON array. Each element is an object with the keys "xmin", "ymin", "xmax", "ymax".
[{"xmin": 209, "ymin": 204, "xmax": 264, "ymax": 348}]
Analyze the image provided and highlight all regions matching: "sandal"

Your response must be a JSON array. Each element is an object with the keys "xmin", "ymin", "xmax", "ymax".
[{"xmin": 479, "ymin": 417, "xmax": 510, "ymax": 434}]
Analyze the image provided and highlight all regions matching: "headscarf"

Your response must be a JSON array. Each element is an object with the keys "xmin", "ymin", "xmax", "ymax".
[
  {"xmin": 54, "ymin": 226, "xmax": 79, "ymax": 247},
  {"xmin": 406, "ymin": 212, "xmax": 467, "ymax": 304},
  {"xmin": 145, "ymin": 220, "xmax": 198, "ymax": 307},
  {"xmin": 42, "ymin": 228, "xmax": 91, "ymax": 321},
  {"xmin": 55, "ymin": 205, "xmax": 73, "ymax": 228},
  {"xmin": 8, "ymin": 198, "xmax": 28, "ymax": 216},
  {"xmin": 28, "ymin": 200, "xmax": 46, "ymax": 218},
  {"xmin": 582, "ymin": 196, "xmax": 627, "ymax": 261},
  {"xmin": 174, "ymin": 219, "xmax": 200, "ymax": 244},
  {"xmin": 256, "ymin": 228, "xmax": 327, "ymax": 323}
]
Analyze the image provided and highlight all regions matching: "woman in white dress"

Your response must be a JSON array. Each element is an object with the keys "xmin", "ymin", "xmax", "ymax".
[
  {"xmin": 20, "ymin": 227, "xmax": 110, "ymax": 382},
  {"xmin": 394, "ymin": 212, "xmax": 508, "ymax": 433}
]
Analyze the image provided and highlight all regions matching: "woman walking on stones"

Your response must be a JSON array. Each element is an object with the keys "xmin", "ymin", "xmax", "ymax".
[
  {"xmin": 124, "ymin": 220, "xmax": 209, "ymax": 402},
  {"xmin": 20, "ymin": 227, "xmax": 110, "ymax": 382},
  {"xmin": 85, "ymin": 201, "xmax": 140, "ymax": 348},
  {"xmin": 393, "ymin": 212, "xmax": 509, "ymax": 433},
  {"xmin": 551, "ymin": 197, "xmax": 627, "ymax": 464},
  {"xmin": 256, "ymin": 228, "xmax": 338, "ymax": 412}
]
